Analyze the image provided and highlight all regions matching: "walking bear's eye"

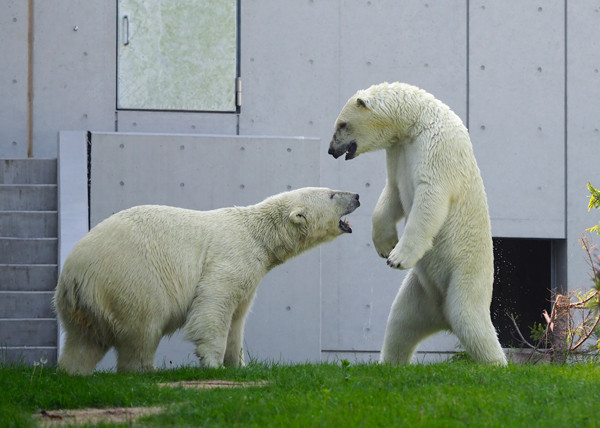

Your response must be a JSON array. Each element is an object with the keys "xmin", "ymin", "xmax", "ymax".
[{"xmin": 339, "ymin": 122, "xmax": 347, "ymax": 129}]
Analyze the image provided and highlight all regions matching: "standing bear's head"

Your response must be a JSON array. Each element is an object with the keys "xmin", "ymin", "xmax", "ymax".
[{"xmin": 329, "ymin": 82, "xmax": 424, "ymax": 160}]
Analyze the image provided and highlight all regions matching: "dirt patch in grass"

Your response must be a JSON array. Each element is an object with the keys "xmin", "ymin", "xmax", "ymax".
[
  {"xmin": 35, "ymin": 380, "xmax": 268, "ymax": 426},
  {"xmin": 35, "ymin": 406, "xmax": 163, "ymax": 426},
  {"xmin": 159, "ymin": 379, "xmax": 269, "ymax": 389}
]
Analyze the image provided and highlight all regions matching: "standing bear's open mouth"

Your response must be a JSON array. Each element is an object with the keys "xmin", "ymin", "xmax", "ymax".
[{"xmin": 328, "ymin": 141, "xmax": 357, "ymax": 160}]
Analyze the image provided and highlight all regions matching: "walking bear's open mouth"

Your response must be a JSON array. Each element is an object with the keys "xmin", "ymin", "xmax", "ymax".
[{"xmin": 339, "ymin": 218, "xmax": 352, "ymax": 233}]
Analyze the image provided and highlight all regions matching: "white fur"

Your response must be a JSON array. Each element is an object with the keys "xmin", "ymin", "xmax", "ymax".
[
  {"xmin": 330, "ymin": 82, "xmax": 507, "ymax": 365},
  {"xmin": 54, "ymin": 187, "xmax": 359, "ymax": 374}
]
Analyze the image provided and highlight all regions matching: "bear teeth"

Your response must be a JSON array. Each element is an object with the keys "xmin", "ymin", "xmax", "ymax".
[{"xmin": 339, "ymin": 218, "xmax": 352, "ymax": 233}]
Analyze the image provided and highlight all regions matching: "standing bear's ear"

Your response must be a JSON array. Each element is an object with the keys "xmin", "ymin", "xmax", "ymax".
[{"xmin": 356, "ymin": 97, "xmax": 371, "ymax": 109}]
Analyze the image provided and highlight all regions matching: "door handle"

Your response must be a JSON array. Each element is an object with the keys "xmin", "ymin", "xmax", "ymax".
[{"xmin": 122, "ymin": 15, "xmax": 130, "ymax": 46}]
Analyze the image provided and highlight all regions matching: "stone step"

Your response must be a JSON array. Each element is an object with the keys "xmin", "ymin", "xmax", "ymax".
[
  {"xmin": 0, "ymin": 318, "xmax": 57, "ymax": 364},
  {"xmin": 0, "ymin": 185, "xmax": 57, "ymax": 210},
  {"xmin": 0, "ymin": 291, "xmax": 55, "ymax": 319},
  {"xmin": 0, "ymin": 264, "xmax": 58, "ymax": 291},
  {"xmin": 0, "ymin": 158, "xmax": 57, "ymax": 184},
  {"xmin": 0, "ymin": 347, "xmax": 57, "ymax": 366},
  {"xmin": 0, "ymin": 211, "xmax": 57, "ymax": 238},
  {"xmin": 0, "ymin": 238, "xmax": 57, "ymax": 264}
]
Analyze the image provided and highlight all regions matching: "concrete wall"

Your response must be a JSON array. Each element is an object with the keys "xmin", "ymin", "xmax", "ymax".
[{"xmin": 3, "ymin": 1, "xmax": 600, "ymax": 365}]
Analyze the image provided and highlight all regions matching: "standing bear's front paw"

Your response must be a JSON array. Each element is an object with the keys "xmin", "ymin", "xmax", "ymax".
[
  {"xmin": 373, "ymin": 235, "xmax": 399, "ymax": 259},
  {"xmin": 372, "ymin": 225, "xmax": 399, "ymax": 259},
  {"xmin": 386, "ymin": 243, "xmax": 418, "ymax": 270}
]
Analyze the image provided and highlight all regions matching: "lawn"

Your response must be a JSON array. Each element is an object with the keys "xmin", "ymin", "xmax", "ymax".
[{"xmin": 2, "ymin": 360, "xmax": 599, "ymax": 427}]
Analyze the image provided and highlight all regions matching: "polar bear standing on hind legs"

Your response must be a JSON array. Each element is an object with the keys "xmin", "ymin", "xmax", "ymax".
[{"xmin": 329, "ymin": 82, "xmax": 507, "ymax": 365}]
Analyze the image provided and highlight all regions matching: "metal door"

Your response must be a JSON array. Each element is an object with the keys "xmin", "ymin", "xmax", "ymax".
[{"xmin": 117, "ymin": 0, "xmax": 238, "ymax": 112}]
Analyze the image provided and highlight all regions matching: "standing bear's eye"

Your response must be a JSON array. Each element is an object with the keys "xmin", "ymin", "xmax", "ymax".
[{"xmin": 339, "ymin": 122, "xmax": 347, "ymax": 130}]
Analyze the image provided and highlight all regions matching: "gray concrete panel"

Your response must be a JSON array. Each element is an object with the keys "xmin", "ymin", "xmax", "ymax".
[
  {"xmin": 0, "ymin": 1, "xmax": 28, "ymax": 158},
  {"xmin": 238, "ymin": 1, "xmax": 339, "ymax": 139},
  {"xmin": 321, "ymin": 0, "xmax": 468, "ymax": 354},
  {"xmin": 469, "ymin": 1, "xmax": 565, "ymax": 238},
  {"xmin": 338, "ymin": 0, "xmax": 468, "ymax": 120},
  {"xmin": 116, "ymin": 111, "xmax": 238, "ymax": 135},
  {"xmin": 32, "ymin": 1, "xmax": 116, "ymax": 157},
  {"xmin": 566, "ymin": 3, "xmax": 600, "ymax": 293},
  {"xmin": 89, "ymin": 133, "xmax": 321, "ymax": 223}
]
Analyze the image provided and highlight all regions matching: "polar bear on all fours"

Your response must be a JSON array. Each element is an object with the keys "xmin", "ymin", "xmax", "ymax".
[
  {"xmin": 329, "ymin": 82, "xmax": 507, "ymax": 365},
  {"xmin": 54, "ymin": 187, "xmax": 359, "ymax": 374}
]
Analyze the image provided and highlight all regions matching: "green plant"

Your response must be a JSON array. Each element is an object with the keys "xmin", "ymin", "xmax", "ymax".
[
  {"xmin": 529, "ymin": 322, "xmax": 547, "ymax": 343},
  {"xmin": 587, "ymin": 182, "xmax": 600, "ymax": 231},
  {"xmin": 30, "ymin": 357, "xmax": 47, "ymax": 383}
]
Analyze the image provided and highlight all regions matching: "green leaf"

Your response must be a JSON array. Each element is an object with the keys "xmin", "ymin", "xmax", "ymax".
[
  {"xmin": 587, "ymin": 225, "xmax": 600, "ymax": 234},
  {"xmin": 587, "ymin": 182, "xmax": 600, "ymax": 211}
]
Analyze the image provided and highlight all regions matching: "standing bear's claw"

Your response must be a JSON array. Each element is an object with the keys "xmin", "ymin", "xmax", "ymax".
[{"xmin": 386, "ymin": 258, "xmax": 402, "ymax": 269}]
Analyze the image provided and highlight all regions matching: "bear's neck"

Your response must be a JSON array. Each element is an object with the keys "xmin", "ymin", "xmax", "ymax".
[
  {"xmin": 391, "ymin": 83, "xmax": 455, "ymax": 138},
  {"xmin": 239, "ymin": 203, "xmax": 308, "ymax": 271}
]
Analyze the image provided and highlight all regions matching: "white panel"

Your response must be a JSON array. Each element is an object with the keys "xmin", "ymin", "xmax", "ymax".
[
  {"xmin": 117, "ymin": 0, "xmax": 237, "ymax": 111},
  {"xmin": 87, "ymin": 132, "xmax": 322, "ymax": 368},
  {"xmin": 57, "ymin": 131, "xmax": 89, "ymax": 270},
  {"xmin": 469, "ymin": 1, "xmax": 565, "ymax": 238},
  {"xmin": 57, "ymin": 131, "xmax": 90, "ymax": 358}
]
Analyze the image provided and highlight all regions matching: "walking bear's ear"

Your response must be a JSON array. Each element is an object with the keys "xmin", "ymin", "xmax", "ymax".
[{"xmin": 289, "ymin": 208, "xmax": 306, "ymax": 225}]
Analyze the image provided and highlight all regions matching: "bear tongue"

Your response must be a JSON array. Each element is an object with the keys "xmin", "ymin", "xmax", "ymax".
[{"xmin": 339, "ymin": 219, "xmax": 352, "ymax": 233}]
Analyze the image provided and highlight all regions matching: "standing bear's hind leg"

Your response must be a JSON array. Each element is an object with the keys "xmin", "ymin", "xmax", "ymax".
[
  {"xmin": 445, "ymin": 280, "xmax": 507, "ymax": 365},
  {"xmin": 381, "ymin": 270, "xmax": 448, "ymax": 364}
]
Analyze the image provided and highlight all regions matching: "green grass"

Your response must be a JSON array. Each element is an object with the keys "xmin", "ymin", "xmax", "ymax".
[{"xmin": 2, "ymin": 361, "xmax": 600, "ymax": 427}]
